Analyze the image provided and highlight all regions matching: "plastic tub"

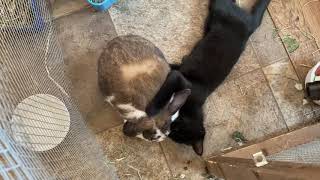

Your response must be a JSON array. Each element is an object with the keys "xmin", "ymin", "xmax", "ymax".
[{"xmin": 87, "ymin": 0, "xmax": 117, "ymax": 11}]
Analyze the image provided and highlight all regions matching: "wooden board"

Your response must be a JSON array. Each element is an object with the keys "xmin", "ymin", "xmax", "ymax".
[
  {"xmin": 207, "ymin": 157, "xmax": 320, "ymax": 180},
  {"xmin": 219, "ymin": 163, "xmax": 259, "ymax": 180},
  {"xmin": 212, "ymin": 123, "xmax": 320, "ymax": 159}
]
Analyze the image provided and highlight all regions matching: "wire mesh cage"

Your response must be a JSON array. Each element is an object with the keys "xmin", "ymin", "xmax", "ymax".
[
  {"xmin": 0, "ymin": 0, "xmax": 45, "ymax": 32},
  {"xmin": 267, "ymin": 138, "xmax": 320, "ymax": 165},
  {"xmin": 0, "ymin": 0, "xmax": 117, "ymax": 179}
]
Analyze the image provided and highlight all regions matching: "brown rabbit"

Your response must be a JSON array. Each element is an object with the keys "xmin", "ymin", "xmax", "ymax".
[{"xmin": 98, "ymin": 35, "xmax": 190, "ymax": 142}]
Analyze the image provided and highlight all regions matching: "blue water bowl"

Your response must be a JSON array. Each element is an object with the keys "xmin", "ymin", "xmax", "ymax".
[{"xmin": 87, "ymin": 0, "xmax": 117, "ymax": 11}]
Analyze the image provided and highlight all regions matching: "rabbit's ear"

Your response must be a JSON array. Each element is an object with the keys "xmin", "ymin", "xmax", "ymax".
[
  {"xmin": 146, "ymin": 70, "xmax": 192, "ymax": 117},
  {"xmin": 167, "ymin": 89, "xmax": 191, "ymax": 115}
]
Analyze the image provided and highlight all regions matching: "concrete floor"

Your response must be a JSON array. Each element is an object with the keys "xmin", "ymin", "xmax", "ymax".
[{"xmin": 53, "ymin": 0, "xmax": 320, "ymax": 179}]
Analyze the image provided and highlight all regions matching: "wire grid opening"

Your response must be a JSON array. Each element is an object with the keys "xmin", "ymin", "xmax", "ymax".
[
  {"xmin": 0, "ymin": 0, "xmax": 117, "ymax": 179},
  {"xmin": 267, "ymin": 138, "xmax": 320, "ymax": 165}
]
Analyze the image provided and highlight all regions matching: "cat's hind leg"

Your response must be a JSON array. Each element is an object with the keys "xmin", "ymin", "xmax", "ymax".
[
  {"xmin": 249, "ymin": 0, "xmax": 271, "ymax": 31},
  {"xmin": 213, "ymin": 0, "xmax": 250, "ymax": 22}
]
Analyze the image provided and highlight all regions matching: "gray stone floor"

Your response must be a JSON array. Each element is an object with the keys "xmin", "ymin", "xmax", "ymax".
[
  {"xmin": 55, "ymin": 6, "xmax": 122, "ymax": 133},
  {"xmin": 53, "ymin": 0, "xmax": 320, "ymax": 179}
]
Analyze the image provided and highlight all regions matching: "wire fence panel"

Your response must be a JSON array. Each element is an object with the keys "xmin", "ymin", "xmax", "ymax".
[
  {"xmin": 0, "ymin": 0, "xmax": 117, "ymax": 179},
  {"xmin": 267, "ymin": 139, "xmax": 320, "ymax": 165}
]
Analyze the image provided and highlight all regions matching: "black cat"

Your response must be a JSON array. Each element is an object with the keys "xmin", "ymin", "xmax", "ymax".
[{"xmin": 146, "ymin": 0, "xmax": 271, "ymax": 155}]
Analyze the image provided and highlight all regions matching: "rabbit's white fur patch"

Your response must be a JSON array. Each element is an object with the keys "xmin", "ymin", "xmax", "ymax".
[
  {"xmin": 171, "ymin": 111, "xmax": 179, "ymax": 122},
  {"xmin": 136, "ymin": 134, "xmax": 147, "ymax": 141},
  {"xmin": 117, "ymin": 103, "xmax": 147, "ymax": 119},
  {"xmin": 169, "ymin": 93, "xmax": 179, "ymax": 122},
  {"xmin": 135, "ymin": 129, "xmax": 167, "ymax": 142},
  {"xmin": 105, "ymin": 95, "xmax": 115, "ymax": 106},
  {"xmin": 154, "ymin": 129, "xmax": 167, "ymax": 142}
]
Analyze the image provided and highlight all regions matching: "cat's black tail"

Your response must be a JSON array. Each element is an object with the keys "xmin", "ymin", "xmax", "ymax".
[
  {"xmin": 205, "ymin": 0, "xmax": 238, "ymax": 34},
  {"xmin": 205, "ymin": 0, "xmax": 271, "ymax": 35},
  {"xmin": 248, "ymin": 0, "xmax": 272, "ymax": 33}
]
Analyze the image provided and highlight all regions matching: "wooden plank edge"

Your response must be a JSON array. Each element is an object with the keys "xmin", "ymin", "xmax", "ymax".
[{"xmin": 206, "ymin": 123, "xmax": 320, "ymax": 160}]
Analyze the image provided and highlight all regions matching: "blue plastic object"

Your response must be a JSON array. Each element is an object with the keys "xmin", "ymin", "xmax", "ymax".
[
  {"xmin": 27, "ymin": 0, "xmax": 45, "ymax": 32},
  {"xmin": 87, "ymin": 0, "xmax": 117, "ymax": 11}
]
